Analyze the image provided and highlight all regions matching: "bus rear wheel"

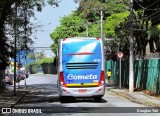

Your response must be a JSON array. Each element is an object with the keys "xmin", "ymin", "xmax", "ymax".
[
  {"xmin": 60, "ymin": 96, "xmax": 68, "ymax": 103},
  {"xmin": 94, "ymin": 96, "xmax": 102, "ymax": 102}
]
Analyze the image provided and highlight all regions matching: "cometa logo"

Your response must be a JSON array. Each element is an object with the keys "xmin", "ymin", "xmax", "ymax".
[{"xmin": 67, "ymin": 74, "xmax": 98, "ymax": 80}]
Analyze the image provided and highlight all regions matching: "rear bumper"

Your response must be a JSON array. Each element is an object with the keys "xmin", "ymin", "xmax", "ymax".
[
  {"xmin": 5, "ymin": 81, "xmax": 10, "ymax": 84},
  {"xmin": 5, "ymin": 80, "xmax": 12, "ymax": 84},
  {"xmin": 59, "ymin": 85, "xmax": 105, "ymax": 97}
]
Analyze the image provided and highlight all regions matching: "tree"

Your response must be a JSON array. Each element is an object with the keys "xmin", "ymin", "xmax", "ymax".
[
  {"xmin": 28, "ymin": 52, "xmax": 36, "ymax": 61},
  {"xmin": 0, "ymin": 0, "xmax": 59, "ymax": 89},
  {"xmin": 108, "ymin": 0, "xmax": 160, "ymax": 55},
  {"xmin": 77, "ymin": 0, "xmax": 128, "ymax": 22},
  {"xmin": 35, "ymin": 51, "xmax": 46, "ymax": 62},
  {"xmin": 50, "ymin": 0, "xmax": 128, "ymax": 54},
  {"xmin": 147, "ymin": 25, "xmax": 160, "ymax": 52},
  {"xmin": 0, "ymin": 0, "xmax": 59, "ymax": 70},
  {"xmin": 104, "ymin": 12, "xmax": 130, "ymax": 59},
  {"xmin": 133, "ymin": 0, "xmax": 160, "ymax": 26},
  {"xmin": 0, "ymin": 0, "xmax": 13, "ymax": 70},
  {"xmin": 50, "ymin": 12, "xmax": 86, "ymax": 54},
  {"xmin": 133, "ymin": 0, "xmax": 160, "ymax": 53},
  {"xmin": 104, "ymin": 11, "xmax": 130, "ymax": 38}
]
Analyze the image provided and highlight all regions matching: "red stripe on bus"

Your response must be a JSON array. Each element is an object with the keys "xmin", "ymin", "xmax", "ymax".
[{"xmin": 67, "ymin": 52, "xmax": 94, "ymax": 55}]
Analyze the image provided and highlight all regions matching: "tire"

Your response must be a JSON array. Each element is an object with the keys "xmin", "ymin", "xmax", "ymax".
[
  {"xmin": 94, "ymin": 97, "xmax": 102, "ymax": 102},
  {"xmin": 26, "ymin": 74, "xmax": 29, "ymax": 78},
  {"xmin": 60, "ymin": 96, "xmax": 72, "ymax": 103},
  {"xmin": 9, "ymin": 82, "xmax": 12, "ymax": 85},
  {"xmin": 60, "ymin": 96, "xmax": 66, "ymax": 103}
]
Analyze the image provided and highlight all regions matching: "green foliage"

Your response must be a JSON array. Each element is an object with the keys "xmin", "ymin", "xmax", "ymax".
[
  {"xmin": 27, "ymin": 62, "xmax": 41, "ymax": 74},
  {"xmin": 148, "ymin": 25, "xmax": 160, "ymax": 39},
  {"xmin": 35, "ymin": 51, "xmax": 46, "ymax": 62},
  {"xmin": 50, "ymin": 12, "xmax": 87, "ymax": 54},
  {"xmin": 28, "ymin": 56, "xmax": 54, "ymax": 74},
  {"xmin": 0, "ymin": 0, "xmax": 59, "ymax": 70},
  {"xmin": 104, "ymin": 11, "xmax": 129, "ymax": 38},
  {"xmin": 77, "ymin": 0, "xmax": 129, "ymax": 21},
  {"xmin": 77, "ymin": 0, "xmax": 102, "ymax": 22},
  {"xmin": 131, "ymin": 0, "xmax": 160, "ymax": 53},
  {"xmin": 38, "ymin": 57, "xmax": 54, "ymax": 65},
  {"xmin": 133, "ymin": 0, "xmax": 160, "ymax": 26},
  {"xmin": 49, "ymin": 0, "xmax": 160, "ymax": 56},
  {"xmin": 105, "ymin": 0, "xmax": 129, "ymax": 14},
  {"xmin": 28, "ymin": 52, "xmax": 36, "ymax": 61},
  {"xmin": 50, "ymin": 0, "xmax": 129, "ymax": 55}
]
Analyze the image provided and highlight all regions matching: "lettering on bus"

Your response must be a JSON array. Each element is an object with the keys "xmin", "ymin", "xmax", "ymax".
[{"xmin": 67, "ymin": 74, "xmax": 98, "ymax": 80}]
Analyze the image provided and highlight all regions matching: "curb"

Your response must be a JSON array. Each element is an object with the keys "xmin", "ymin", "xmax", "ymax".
[
  {"xmin": 106, "ymin": 88, "xmax": 160, "ymax": 107},
  {"xmin": 10, "ymin": 89, "xmax": 31, "ymax": 108}
]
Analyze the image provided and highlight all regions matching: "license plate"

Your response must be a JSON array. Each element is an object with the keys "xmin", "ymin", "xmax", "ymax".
[
  {"xmin": 78, "ymin": 89, "xmax": 87, "ymax": 93},
  {"xmin": 5, "ymin": 78, "xmax": 10, "ymax": 81}
]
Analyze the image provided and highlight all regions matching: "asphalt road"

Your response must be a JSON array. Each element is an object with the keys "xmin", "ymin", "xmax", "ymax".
[{"xmin": 8, "ymin": 74, "xmax": 159, "ymax": 116}]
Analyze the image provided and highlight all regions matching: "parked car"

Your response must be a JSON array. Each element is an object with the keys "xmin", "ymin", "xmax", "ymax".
[
  {"xmin": 16, "ymin": 70, "xmax": 25, "ymax": 82},
  {"xmin": 4, "ymin": 71, "xmax": 13, "ymax": 85},
  {"xmin": 16, "ymin": 67, "xmax": 29, "ymax": 82},
  {"xmin": 21, "ymin": 68, "xmax": 29, "ymax": 78},
  {"xmin": 26, "ymin": 69, "xmax": 29, "ymax": 78}
]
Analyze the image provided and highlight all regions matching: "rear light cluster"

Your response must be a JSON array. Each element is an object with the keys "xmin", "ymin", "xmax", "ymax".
[
  {"xmin": 98, "ymin": 70, "xmax": 105, "ymax": 87},
  {"xmin": 59, "ymin": 71, "xmax": 66, "ymax": 87},
  {"xmin": 59, "ymin": 70, "xmax": 105, "ymax": 87},
  {"xmin": 63, "ymin": 38, "xmax": 67, "ymax": 41}
]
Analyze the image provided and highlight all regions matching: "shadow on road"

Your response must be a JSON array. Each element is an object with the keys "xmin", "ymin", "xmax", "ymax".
[
  {"xmin": 60, "ymin": 97, "xmax": 107, "ymax": 103},
  {"xmin": 15, "ymin": 84, "xmax": 59, "ymax": 105},
  {"xmin": 16, "ymin": 83, "xmax": 108, "ymax": 107},
  {"xmin": 105, "ymin": 82, "xmax": 114, "ymax": 87}
]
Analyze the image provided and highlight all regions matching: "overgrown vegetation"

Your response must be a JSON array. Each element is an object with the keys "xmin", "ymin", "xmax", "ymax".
[
  {"xmin": 50, "ymin": 0, "xmax": 160, "ymax": 59},
  {"xmin": 38, "ymin": 57, "xmax": 54, "ymax": 65},
  {"xmin": 27, "ymin": 57, "xmax": 54, "ymax": 74},
  {"xmin": 0, "ymin": 0, "xmax": 59, "ymax": 70},
  {"xmin": 27, "ymin": 62, "xmax": 41, "ymax": 74}
]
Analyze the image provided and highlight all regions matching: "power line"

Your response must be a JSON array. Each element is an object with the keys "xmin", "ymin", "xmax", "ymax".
[
  {"xmin": 144, "ymin": 0, "xmax": 160, "ymax": 9},
  {"xmin": 134, "ymin": 0, "xmax": 160, "ymax": 11},
  {"xmin": 149, "ymin": 13, "xmax": 160, "ymax": 21},
  {"xmin": 149, "ymin": 17, "xmax": 160, "ymax": 27},
  {"xmin": 29, "ymin": 47, "xmax": 50, "ymax": 48},
  {"xmin": 148, "ymin": 9, "xmax": 160, "ymax": 19},
  {"xmin": 122, "ymin": 0, "xmax": 130, "ymax": 6},
  {"xmin": 34, "ymin": 49, "xmax": 51, "ymax": 50}
]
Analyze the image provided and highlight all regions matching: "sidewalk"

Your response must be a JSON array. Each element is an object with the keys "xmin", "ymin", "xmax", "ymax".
[
  {"xmin": 0, "ymin": 86, "xmax": 30, "ymax": 108},
  {"xmin": 0, "ymin": 83, "xmax": 159, "ymax": 111},
  {"xmin": 106, "ymin": 82, "xmax": 160, "ymax": 107}
]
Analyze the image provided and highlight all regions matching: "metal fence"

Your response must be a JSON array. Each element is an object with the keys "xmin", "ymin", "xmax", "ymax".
[{"xmin": 106, "ymin": 59, "xmax": 160, "ymax": 94}]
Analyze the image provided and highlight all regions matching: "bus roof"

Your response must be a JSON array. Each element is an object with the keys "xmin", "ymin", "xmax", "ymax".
[{"xmin": 62, "ymin": 37, "xmax": 101, "ymax": 41}]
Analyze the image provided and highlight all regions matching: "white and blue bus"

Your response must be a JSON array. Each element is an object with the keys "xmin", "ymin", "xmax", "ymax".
[{"xmin": 57, "ymin": 37, "xmax": 105, "ymax": 102}]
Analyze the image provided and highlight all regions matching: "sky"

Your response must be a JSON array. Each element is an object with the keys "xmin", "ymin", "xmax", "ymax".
[{"xmin": 32, "ymin": 0, "xmax": 79, "ymax": 57}]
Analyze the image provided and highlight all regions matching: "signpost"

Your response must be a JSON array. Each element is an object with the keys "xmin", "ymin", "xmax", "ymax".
[{"xmin": 117, "ymin": 52, "xmax": 123, "ymax": 89}]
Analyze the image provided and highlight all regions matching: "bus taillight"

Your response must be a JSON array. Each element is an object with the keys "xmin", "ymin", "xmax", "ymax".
[
  {"xmin": 59, "ymin": 71, "xmax": 66, "ymax": 87},
  {"xmin": 98, "ymin": 70, "xmax": 105, "ymax": 86}
]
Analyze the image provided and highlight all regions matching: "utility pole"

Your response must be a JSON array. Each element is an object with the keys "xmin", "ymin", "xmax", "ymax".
[
  {"xmin": 100, "ymin": 8, "xmax": 103, "ymax": 40},
  {"xmin": 13, "ymin": 2, "xmax": 18, "ymax": 96},
  {"xmin": 100, "ymin": 0, "xmax": 109, "ymax": 41},
  {"xmin": 24, "ymin": 51, "xmax": 27, "ymax": 89},
  {"xmin": 129, "ymin": 0, "xmax": 134, "ymax": 92},
  {"xmin": 86, "ymin": 22, "xmax": 88, "ymax": 37},
  {"xmin": 24, "ymin": 1, "xmax": 27, "ymax": 90}
]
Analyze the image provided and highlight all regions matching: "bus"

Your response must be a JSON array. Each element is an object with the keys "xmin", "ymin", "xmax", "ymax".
[{"xmin": 57, "ymin": 37, "xmax": 105, "ymax": 102}]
